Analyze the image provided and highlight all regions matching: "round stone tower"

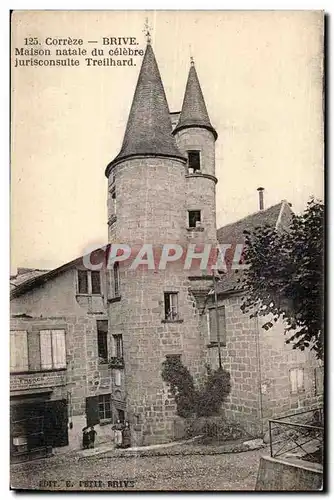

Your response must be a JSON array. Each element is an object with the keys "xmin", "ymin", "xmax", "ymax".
[
  {"xmin": 105, "ymin": 43, "xmax": 216, "ymax": 445},
  {"xmin": 173, "ymin": 59, "xmax": 218, "ymax": 248}
]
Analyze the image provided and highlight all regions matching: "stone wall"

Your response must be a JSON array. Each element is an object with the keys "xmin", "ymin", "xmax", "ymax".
[
  {"xmin": 205, "ymin": 293, "xmax": 262, "ymax": 436},
  {"xmin": 109, "ymin": 264, "xmax": 207, "ymax": 445},
  {"xmin": 258, "ymin": 315, "xmax": 323, "ymax": 425},
  {"xmin": 206, "ymin": 293, "xmax": 323, "ymax": 437}
]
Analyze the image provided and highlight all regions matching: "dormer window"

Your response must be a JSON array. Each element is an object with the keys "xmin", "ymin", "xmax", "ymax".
[{"xmin": 187, "ymin": 150, "xmax": 201, "ymax": 173}]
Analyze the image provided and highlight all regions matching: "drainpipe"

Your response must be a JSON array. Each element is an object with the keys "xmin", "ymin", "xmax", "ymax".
[
  {"xmin": 255, "ymin": 316, "xmax": 264, "ymax": 436},
  {"xmin": 212, "ymin": 271, "xmax": 222, "ymax": 369}
]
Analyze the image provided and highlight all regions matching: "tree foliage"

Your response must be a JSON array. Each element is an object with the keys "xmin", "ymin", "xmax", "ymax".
[
  {"xmin": 161, "ymin": 356, "xmax": 196, "ymax": 418},
  {"xmin": 161, "ymin": 357, "xmax": 231, "ymax": 418},
  {"xmin": 196, "ymin": 366, "xmax": 231, "ymax": 417},
  {"xmin": 240, "ymin": 198, "xmax": 324, "ymax": 360}
]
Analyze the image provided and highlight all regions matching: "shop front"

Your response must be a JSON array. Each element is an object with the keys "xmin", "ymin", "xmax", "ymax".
[{"xmin": 10, "ymin": 372, "xmax": 69, "ymax": 462}]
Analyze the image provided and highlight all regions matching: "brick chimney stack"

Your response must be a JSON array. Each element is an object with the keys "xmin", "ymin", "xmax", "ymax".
[{"xmin": 257, "ymin": 187, "xmax": 264, "ymax": 210}]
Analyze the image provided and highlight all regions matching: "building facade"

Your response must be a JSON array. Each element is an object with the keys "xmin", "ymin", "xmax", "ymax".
[{"xmin": 10, "ymin": 260, "xmax": 126, "ymax": 460}]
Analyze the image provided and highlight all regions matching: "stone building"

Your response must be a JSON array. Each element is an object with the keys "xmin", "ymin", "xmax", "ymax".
[
  {"xmin": 10, "ymin": 39, "xmax": 323, "ymax": 455},
  {"xmin": 10, "ymin": 254, "xmax": 126, "ymax": 460},
  {"xmin": 209, "ymin": 201, "xmax": 324, "ymax": 436}
]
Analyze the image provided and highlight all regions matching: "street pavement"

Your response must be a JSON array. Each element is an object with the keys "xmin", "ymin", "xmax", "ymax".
[{"xmin": 10, "ymin": 446, "xmax": 267, "ymax": 491}]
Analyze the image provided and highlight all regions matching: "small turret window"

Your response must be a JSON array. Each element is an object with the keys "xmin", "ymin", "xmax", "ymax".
[
  {"xmin": 187, "ymin": 150, "xmax": 201, "ymax": 173},
  {"xmin": 109, "ymin": 187, "xmax": 116, "ymax": 215},
  {"xmin": 188, "ymin": 210, "xmax": 201, "ymax": 228}
]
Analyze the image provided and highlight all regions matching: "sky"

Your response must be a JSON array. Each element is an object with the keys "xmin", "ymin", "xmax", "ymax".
[{"xmin": 11, "ymin": 10, "xmax": 324, "ymax": 272}]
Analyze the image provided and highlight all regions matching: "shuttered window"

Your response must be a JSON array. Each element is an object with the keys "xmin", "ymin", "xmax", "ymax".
[
  {"xmin": 10, "ymin": 331, "xmax": 28, "ymax": 372},
  {"xmin": 40, "ymin": 330, "xmax": 66, "ymax": 370},
  {"xmin": 289, "ymin": 368, "xmax": 304, "ymax": 394},
  {"xmin": 207, "ymin": 306, "xmax": 226, "ymax": 345},
  {"xmin": 315, "ymin": 366, "xmax": 324, "ymax": 395}
]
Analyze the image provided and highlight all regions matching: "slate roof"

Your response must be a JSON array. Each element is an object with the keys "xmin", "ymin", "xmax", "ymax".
[
  {"xmin": 105, "ymin": 43, "xmax": 185, "ymax": 176},
  {"xmin": 216, "ymin": 201, "xmax": 293, "ymax": 294},
  {"xmin": 217, "ymin": 202, "xmax": 284, "ymax": 245},
  {"xmin": 173, "ymin": 63, "xmax": 217, "ymax": 140},
  {"xmin": 10, "ymin": 248, "xmax": 107, "ymax": 299},
  {"xmin": 10, "ymin": 268, "xmax": 49, "ymax": 291}
]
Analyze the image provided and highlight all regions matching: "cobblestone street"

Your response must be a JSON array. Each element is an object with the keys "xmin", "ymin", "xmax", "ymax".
[{"xmin": 11, "ymin": 447, "xmax": 266, "ymax": 491}]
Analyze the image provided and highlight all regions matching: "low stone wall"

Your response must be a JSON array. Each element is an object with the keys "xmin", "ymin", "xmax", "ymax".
[{"xmin": 255, "ymin": 455, "xmax": 323, "ymax": 491}]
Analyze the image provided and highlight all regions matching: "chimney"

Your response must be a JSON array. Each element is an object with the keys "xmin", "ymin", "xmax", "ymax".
[{"xmin": 257, "ymin": 187, "xmax": 264, "ymax": 210}]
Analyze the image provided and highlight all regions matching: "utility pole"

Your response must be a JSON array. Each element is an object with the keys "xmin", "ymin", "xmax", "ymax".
[{"xmin": 212, "ymin": 270, "xmax": 222, "ymax": 369}]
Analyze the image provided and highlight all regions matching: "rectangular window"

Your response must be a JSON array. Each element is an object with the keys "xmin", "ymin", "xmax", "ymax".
[
  {"xmin": 91, "ymin": 271, "xmax": 101, "ymax": 295},
  {"xmin": 77, "ymin": 270, "xmax": 88, "ymax": 294},
  {"xmin": 98, "ymin": 394, "xmax": 112, "ymax": 421},
  {"xmin": 77, "ymin": 270, "xmax": 101, "ymax": 295},
  {"xmin": 188, "ymin": 150, "xmax": 201, "ymax": 172},
  {"xmin": 289, "ymin": 367, "xmax": 304, "ymax": 394},
  {"xmin": 113, "ymin": 334, "xmax": 123, "ymax": 358},
  {"xmin": 207, "ymin": 306, "xmax": 226, "ymax": 345},
  {"xmin": 164, "ymin": 292, "xmax": 179, "ymax": 321},
  {"xmin": 188, "ymin": 210, "xmax": 201, "ymax": 228},
  {"xmin": 10, "ymin": 331, "xmax": 28, "ymax": 372},
  {"xmin": 97, "ymin": 320, "xmax": 108, "ymax": 363},
  {"xmin": 40, "ymin": 330, "xmax": 66, "ymax": 370},
  {"xmin": 114, "ymin": 263, "xmax": 120, "ymax": 297}
]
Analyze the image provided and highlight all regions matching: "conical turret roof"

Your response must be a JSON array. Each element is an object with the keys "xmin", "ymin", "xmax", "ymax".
[
  {"xmin": 173, "ymin": 63, "xmax": 217, "ymax": 140},
  {"xmin": 106, "ymin": 43, "xmax": 185, "ymax": 175}
]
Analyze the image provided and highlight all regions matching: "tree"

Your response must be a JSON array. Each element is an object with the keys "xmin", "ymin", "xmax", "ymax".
[
  {"xmin": 161, "ymin": 358, "xmax": 231, "ymax": 418},
  {"xmin": 240, "ymin": 198, "xmax": 324, "ymax": 360}
]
